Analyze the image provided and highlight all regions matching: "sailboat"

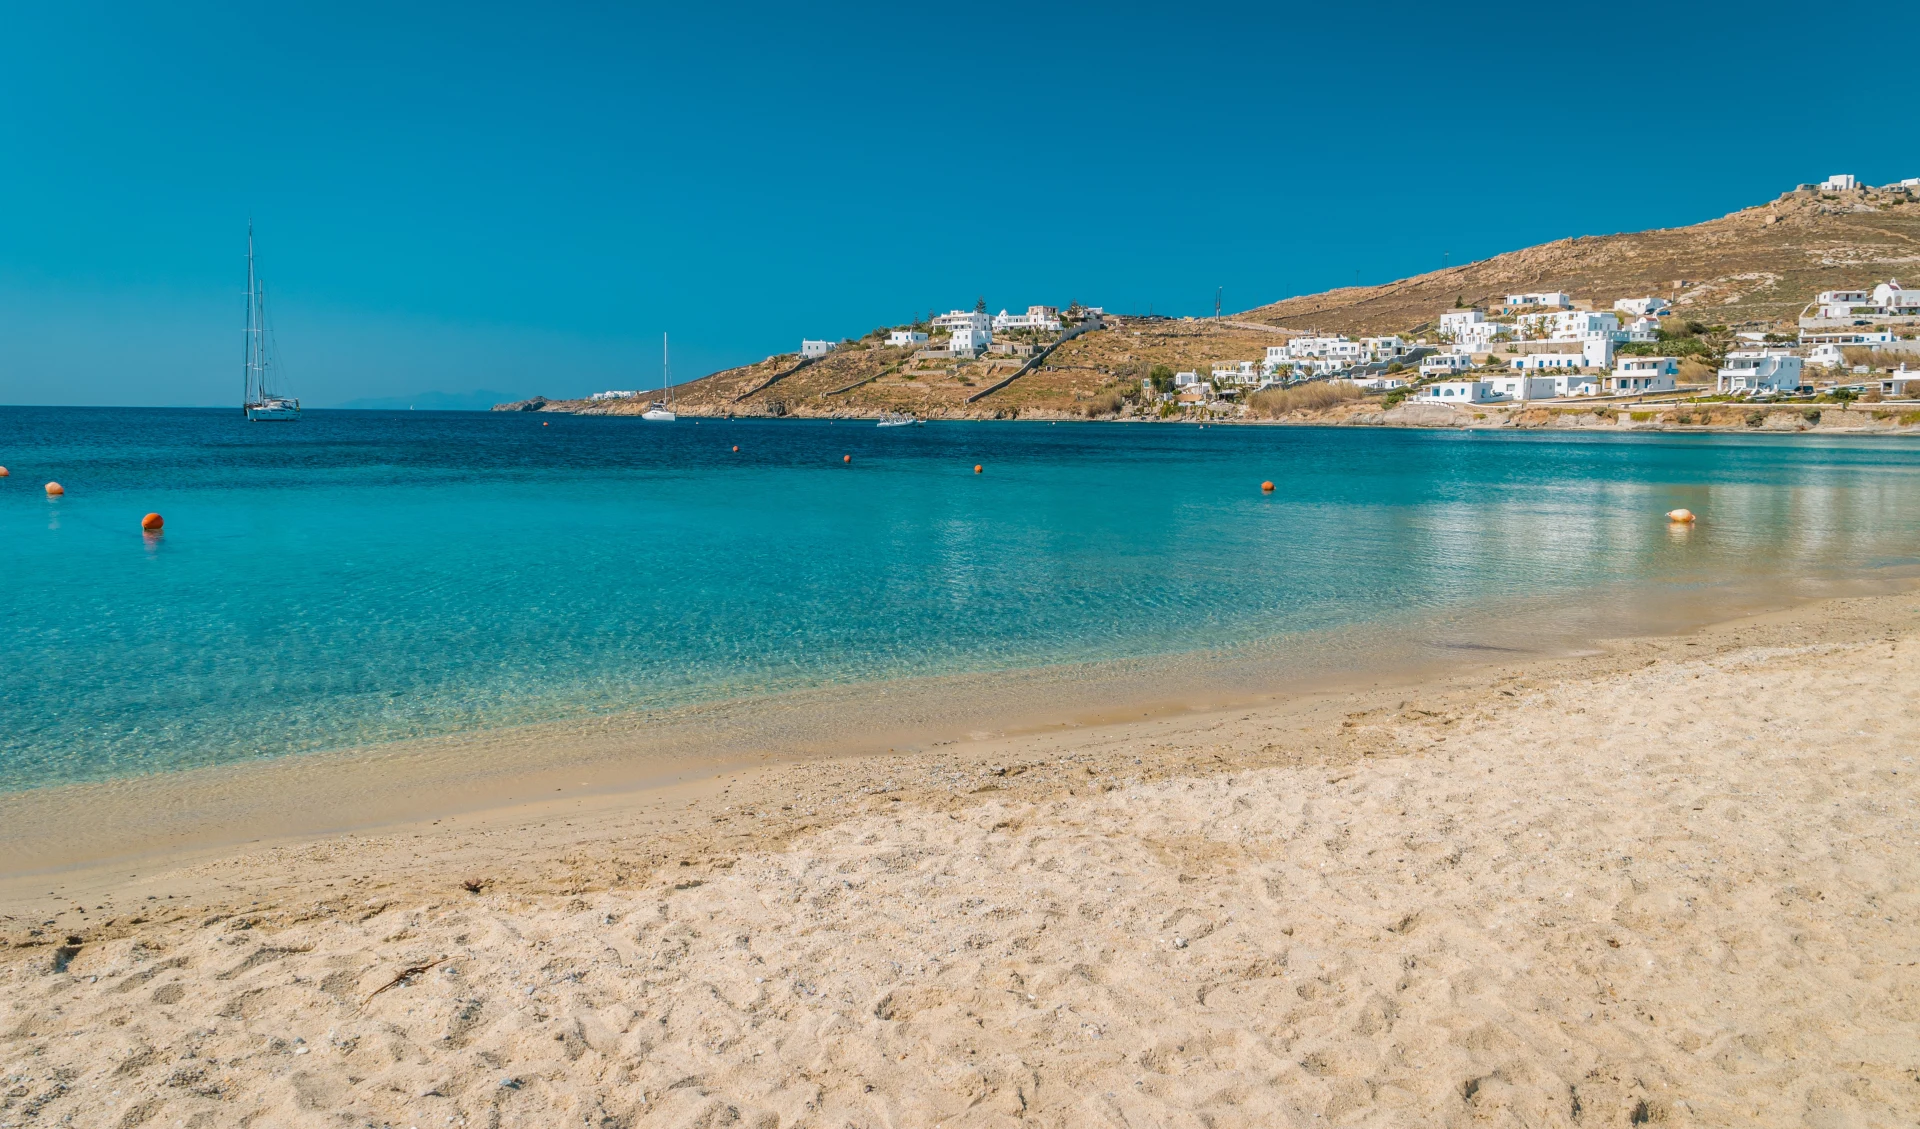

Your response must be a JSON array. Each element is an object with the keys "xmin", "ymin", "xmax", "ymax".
[
  {"xmin": 642, "ymin": 333, "xmax": 677, "ymax": 421},
  {"xmin": 241, "ymin": 225, "xmax": 300, "ymax": 421}
]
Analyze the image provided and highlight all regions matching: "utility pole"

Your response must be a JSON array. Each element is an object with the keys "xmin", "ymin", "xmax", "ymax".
[{"xmin": 1215, "ymin": 287, "xmax": 1222, "ymax": 319}]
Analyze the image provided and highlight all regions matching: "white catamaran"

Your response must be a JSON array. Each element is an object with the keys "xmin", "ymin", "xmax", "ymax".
[
  {"xmin": 241, "ymin": 225, "xmax": 300, "ymax": 421},
  {"xmin": 642, "ymin": 333, "xmax": 677, "ymax": 421}
]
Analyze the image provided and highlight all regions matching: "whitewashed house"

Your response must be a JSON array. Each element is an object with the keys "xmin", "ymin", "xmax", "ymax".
[
  {"xmin": 1717, "ymin": 350, "xmax": 1804, "ymax": 394},
  {"xmin": 991, "ymin": 306, "xmax": 1063, "ymax": 332},
  {"xmin": 1609, "ymin": 356, "xmax": 1679, "ymax": 393},
  {"xmin": 802, "ymin": 339, "xmax": 837, "ymax": 359},
  {"xmin": 948, "ymin": 325, "xmax": 992, "ymax": 357},
  {"xmin": 1613, "ymin": 297, "xmax": 1671, "ymax": 318},
  {"xmin": 1504, "ymin": 292, "xmax": 1573, "ymax": 310},
  {"xmin": 1211, "ymin": 361, "xmax": 1261, "ymax": 385},
  {"xmin": 589, "ymin": 390, "xmax": 640, "ymax": 401},
  {"xmin": 1509, "ymin": 353, "xmax": 1587, "ymax": 372},
  {"xmin": 1419, "ymin": 353, "xmax": 1476, "ymax": 378},
  {"xmin": 1416, "ymin": 379, "xmax": 1500, "ymax": 403},
  {"xmin": 1807, "ymin": 342, "xmax": 1846, "ymax": 368},
  {"xmin": 1348, "ymin": 375, "xmax": 1407, "ymax": 390},
  {"xmin": 1486, "ymin": 374, "xmax": 1560, "ymax": 401},
  {"xmin": 1820, "ymin": 173, "xmax": 1858, "ymax": 191},
  {"xmin": 887, "ymin": 329, "xmax": 929, "ymax": 347},
  {"xmin": 1816, "ymin": 289, "xmax": 1875, "ymax": 318},
  {"xmin": 1872, "ymin": 281, "xmax": 1920, "ymax": 316},
  {"xmin": 931, "ymin": 309, "xmax": 991, "ymax": 333},
  {"xmin": 1621, "ymin": 316, "xmax": 1663, "ymax": 343},
  {"xmin": 1438, "ymin": 310, "xmax": 1486, "ymax": 341}
]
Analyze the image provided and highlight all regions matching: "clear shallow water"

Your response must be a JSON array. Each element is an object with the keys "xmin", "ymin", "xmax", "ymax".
[{"xmin": 3, "ymin": 407, "xmax": 1918, "ymax": 792}]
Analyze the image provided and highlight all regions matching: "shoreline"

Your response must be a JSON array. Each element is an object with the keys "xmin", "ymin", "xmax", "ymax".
[
  {"xmin": 4, "ymin": 588, "xmax": 1918, "ymax": 1125},
  {"xmin": 5, "ymin": 560, "xmax": 1903, "ymax": 892}
]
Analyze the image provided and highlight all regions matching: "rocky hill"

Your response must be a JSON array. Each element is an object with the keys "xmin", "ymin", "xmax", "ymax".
[
  {"xmin": 497, "ymin": 181, "xmax": 1920, "ymax": 420},
  {"xmin": 1240, "ymin": 181, "xmax": 1920, "ymax": 336}
]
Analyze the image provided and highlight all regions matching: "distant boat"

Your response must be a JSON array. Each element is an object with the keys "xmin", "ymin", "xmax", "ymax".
[
  {"xmin": 241, "ymin": 225, "xmax": 300, "ymax": 422},
  {"xmin": 643, "ymin": 333, "xmax": 677, "ymax": 421},
  {"xmin": 876, "ymin": 411, "xmax": 921, "ymax": 427}
]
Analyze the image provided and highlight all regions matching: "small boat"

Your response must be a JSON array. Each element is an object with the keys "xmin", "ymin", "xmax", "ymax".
[
  {"xmin": 642, "ymin": 333, "xmax": 678, "ymax": 421},
  {"xmin": 240, "ymin": 225, "xmax": 300, "ymax": 422},
  {"xmin": 876, "ymin": 411, "xmax": 921, "ymax": 427}
]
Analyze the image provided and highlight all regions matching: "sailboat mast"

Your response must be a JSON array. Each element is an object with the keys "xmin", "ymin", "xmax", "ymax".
[
  {"xmin": 663, "ymin": 333, "xmax": 672, "ymax": 406},
  {"xmin": 244, "ymin": 225, "xmax": 256, "ymax": 408}
]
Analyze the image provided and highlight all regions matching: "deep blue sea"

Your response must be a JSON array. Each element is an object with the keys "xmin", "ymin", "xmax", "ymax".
[{"xmin": 4, "ymin": 407, "xmax": 1918, "ymax": 792}]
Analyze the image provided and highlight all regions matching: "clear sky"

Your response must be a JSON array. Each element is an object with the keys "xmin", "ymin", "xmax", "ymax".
[{"xmin": 3, "ymin": 0, "xmax": 1914, "ymax": 408}]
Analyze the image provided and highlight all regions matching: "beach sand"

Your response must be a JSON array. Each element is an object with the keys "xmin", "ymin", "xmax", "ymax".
[{"xmin": 3, "ymin": 594, "xmax": 1918, "ymax": 1127}]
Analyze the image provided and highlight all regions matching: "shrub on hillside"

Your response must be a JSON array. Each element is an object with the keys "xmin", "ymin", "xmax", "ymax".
[{"xmin": 1247, "ymin": 381, "xmax": 1366, "ymax": 418}]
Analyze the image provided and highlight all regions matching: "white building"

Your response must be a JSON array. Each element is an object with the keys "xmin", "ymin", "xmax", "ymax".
[
  {"xmin": 1419, "ymin": 353, "xmax": 1476, "ymax": 378},
  {"xmin": 1807, "ymin": 342, "xmax": 1847, "ymax": 368},
  {"xmin": 887, "ymin": 329, "xmax": 929, "ymax": 347},
  {"xmin": 588, "ymin": 390, "xmax": 640, "ymax": 401},
  {"xmin": 1348, "ymin": 375, "xmax": 1406, "ymax": 390},
  {"xmin": 801, "ymin": 339, "xmax": 837, "ymax": 359},
  {"xmin": 1504, "ymin": 292, "xmax": 1573, "ymax": 310},
  {"xmin": 1211, "ymin": 361, "xmax": 1261, "ymax": 385},
  {"xmin": 1816, "ymin": 289, "xmax": 1874, "ymax": 318},
  {"xmin": 1820, "ymin": 173, "xmax": 1858, "ymax": 191},
  {"xmin": 1613, "ymin": 296, "xmax": 1671, "ymax": 318},
  {"xmin": 1513, "ymin": 309, "xmax": 1619, "ymax": 341},
  {"xmin": 1717, "ymin": 350, "xmax": 1804, "ymax": 394},
  {"xmin": 1510, "ymin": 352, "xmax": 1587, "ymax": 372},
  {"xmin": 1438, "ymin": 309, "xmax": 1484, "ymax": 339},
  {"xmin": 948, "ymin": 325, "xmax": 991, "ymax": 357},
  {"xmin": 1485, "ymin": 374, "xmax": 1560, "ymax": 402},
  {"xmin": 1416, "ymin": 379, "xmax": 1501, "ymax": 403},
  {"xmin": 1610, "ymin": 356, "xmax": 1679, "ymax": 394},
  {"xmin": 1873, "ymin": 281, "xmax": 1920, "ymax": 315},
  {"xmin": 1621, "ymin": 316, "xmax": 1663, "ymax": 342},
  {"xmin": 991, "ymin": 305, "xmax": 1063, "ymax": 332},
  {"xmin": 931, "ymin": 309, "xmax": 991, "ymax": 333},
  {"xmin": 1814, "ymin": 281, "xmax": 1920, "ymax": 319},
  {"xmin": 1173, "ymin": 371, "xmax": 1204, "ymax": 387}
]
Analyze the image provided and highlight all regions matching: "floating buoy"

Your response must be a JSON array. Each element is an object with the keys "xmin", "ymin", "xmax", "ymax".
[
  {"xmin": 0, "ymin": 466, "xmax": 9, "ymax": 477},
  {"xmin": 542, "ymin": 421, "xmax": 549, "ymax": 426},
  {"xmin": 45, "ymin": 482, "xmax": 63, "ymax": 496},
  {"xmin": 141, "ymin": 513, "xmax": 164, "ymax": 532},
  {"xmin": 1666, "ymin": 508, "xmax": 1695, "ymax": 523},
  {"xmin": 732, "ymin": 445, "xmax": 739, "ymax": 452},
  {"xmin": 843, "ymin": 454, "xmax": 851, "ymax": 464},
  {"xmin": 1261, "ymin": 481, "xmax": 1275, "ymax": 493},
  {"xmin": 974, "ymin": 464, "xmax": 983, "ymax": 474}
]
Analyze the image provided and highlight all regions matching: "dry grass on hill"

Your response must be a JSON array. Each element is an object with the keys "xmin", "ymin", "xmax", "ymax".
[{"xmin": 1240, "ymin": 184, "xmax": 1920, "ymax": 336}]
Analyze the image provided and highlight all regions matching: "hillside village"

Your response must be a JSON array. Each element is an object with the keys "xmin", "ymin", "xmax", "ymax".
[{"xmin": 500, "ymin": 174, "xmax": 1920, "ymax": 428}]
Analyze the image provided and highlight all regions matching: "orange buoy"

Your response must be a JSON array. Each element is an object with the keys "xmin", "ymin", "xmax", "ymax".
[
  {"xmin": 974, "ymin": 464, "xmax": 982, "ymax": 474},
  {"xmin": 732, "ymin": 445, "xmax": 739, "ymax": 452},
  {"xmin": 45, "ymin": 482, "xmax": 63, "ymax": 496},
  {"xmin": 843, "ymin": 454, "xmax": 852, "ymax": 464},
  {"xmin": 1261, "ymin": 481, "xmax": 1275, "ymax": 493},
  {"xmin": 0, "ymin": 466, "xmax": 9, "ymax": 476},
  {"xmin": 542, "ymin": 421, "xmax": 550, "ymax": 426},
  {"xmin": 1666, "ymin": 508, "xmax": 1695, "ymax": 523},
  {"xmin": 142, "ymin": 513, "xmax": 164, "ymax": 532}
]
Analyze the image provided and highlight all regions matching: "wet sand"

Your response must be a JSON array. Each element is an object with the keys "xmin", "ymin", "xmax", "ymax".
[{"xmin": 3, "ymin": 591, "xmax": 1919, "ymax": 1126}]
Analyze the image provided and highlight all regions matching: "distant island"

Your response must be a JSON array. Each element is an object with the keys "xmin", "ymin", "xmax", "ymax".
[
  {"xmin": 499, "ymin": 175, "xmax": 1920, "ymax": 432},
  {"xmin": 341, "ymin": 390, "xmax": 522, "ymax": 412}
]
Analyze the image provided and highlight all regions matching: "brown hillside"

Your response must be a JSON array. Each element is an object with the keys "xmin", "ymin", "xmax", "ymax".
[{"xmin": 1241, "ymin": 183, "xmax": 1920, "ymax": 335}]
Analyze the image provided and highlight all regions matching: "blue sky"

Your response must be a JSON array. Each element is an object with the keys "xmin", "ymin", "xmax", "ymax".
[{"xmin": 2, "ymin": 0, "xmax": 1914, "ymax": 408}]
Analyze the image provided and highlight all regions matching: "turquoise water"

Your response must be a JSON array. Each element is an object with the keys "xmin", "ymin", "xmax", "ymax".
[{"xmin": 3, "ymin": 407, "xmax": 1918, "ymax": 792}]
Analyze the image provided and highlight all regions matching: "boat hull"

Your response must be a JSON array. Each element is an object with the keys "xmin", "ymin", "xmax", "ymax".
[
  {"xmin": 641, "ymin": 409, "xmax": 677, "ymax": 421},
  {"xmin": 245, "ymin": 402, "xmax": 301, "ymax": 421}
]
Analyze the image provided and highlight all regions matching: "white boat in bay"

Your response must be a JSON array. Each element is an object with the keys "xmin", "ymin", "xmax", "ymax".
[
  {"xmin": 241, "ymin": 225, "xmax": 300, "ymax": 422},
  {"xmin": 642, "ymin": 333, "xmax": 678, "ymax": 421},
  {"xmin": 876, "ymin": 411, "xmax": 921, "ymax": 427}
]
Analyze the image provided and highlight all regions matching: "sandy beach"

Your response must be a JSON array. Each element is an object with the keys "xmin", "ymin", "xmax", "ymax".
[{"xmin": 4, "ymin": 592, "xmax": 1919, "ymax": 1127}]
